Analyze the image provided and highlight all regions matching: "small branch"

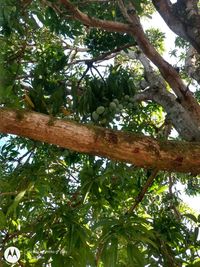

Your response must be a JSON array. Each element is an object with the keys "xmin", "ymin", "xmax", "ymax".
[
  {"xmin": 80, "ymin": 0, "xmax": 110, "ymax": 4},
  {"xmin": 157, "ymin": 237, "xmax": 182, "ymax": 267},
  {"xmin": 0, "ymin": 192, "xmax": 18, "ymax": 197},
  {"xmin": 17, "ymin": 147, "xmax": 35, "ymax": 164},
  {"xmin": 127, "ymin": 169, "xmax": 159, "ymax": 213},
  {"xmin": 21, "ymin": 0, "xmax": 33, "ymax": 9},
  {"xmin": 68, "ymin": 42, "xmax": 135, "ymax": 66},
  {"xmin": 168, "ymin": 174, "xmax": 181, "ymax": 220},
  {"xmin": 89, "ymin": 43, "xmax": 135, "ymax": 63},
  {"xmin": 95, "ymin": 241, "xmax": 104, "ymax": 266},
  {"xmin": 90, "ymin": 65, "xmax": 106, "ymax": 83},
  {"xmin": 77, "ymin": 64, "xmax": 90, "ymax": 88}
]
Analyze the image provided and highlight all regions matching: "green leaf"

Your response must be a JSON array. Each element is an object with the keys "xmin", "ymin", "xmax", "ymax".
[
  {"xmin": 184, "ymin": 213, "xmax": 198, "ymax": 223},
  {"xmin": 0, "ymin": 210, "xmax": 6, "ymax": 228},
  {"xmin": 127, "ymin": 243, "xmax": 145, "ymax": 267},
  {"xmin": 190, "ymin": 259, "xmax": 200, "ymax": 267},
  {"xmin": 7, "ymin": 189, "xmax": 26, "ymax": 216},
  {"xmin": 52, "ymin": 254, "xmax": 65, "ymax": 266},
  {"xmin": 193, "ymin": 227, "xmax": 199, "ymax": 242},
  {"xmin": 102, "ymin": 237, "xmax": 118, "ymax": 267},
  {"xmin": 156, "ymin": 185, "xmax": 168, "ymax": 194}
]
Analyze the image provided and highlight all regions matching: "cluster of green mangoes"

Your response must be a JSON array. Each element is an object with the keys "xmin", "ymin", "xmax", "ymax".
[
  {"xmin": 91, "ymin": 95, "xmax": 136, "ymax": 124},
  {"xmin": 124, "ymin": 95, "xmax": 135, "ymax": 109}
]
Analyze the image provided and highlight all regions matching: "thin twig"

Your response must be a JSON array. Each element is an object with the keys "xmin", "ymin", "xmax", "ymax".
[
  {"xmin": 17, "ymin": 147, "xmax": 35, "ymax": 164},
  {"xmin": 127, "ymin": 168, "xmax": 159, "ymax": 213},
  {"xmin": 90, "ymin": 65, "xmax": 106, "ymax": 84},
  {"xmin": 67, "ymin": 42, "xmax": 135, "ymax": 67},
  {"xmin": 168, "ymin": 174, "xmax": 181, "ymax": 220},
  {"xmin": 0, "ymin": 192, "xmax": 18, "ymax": 197}
]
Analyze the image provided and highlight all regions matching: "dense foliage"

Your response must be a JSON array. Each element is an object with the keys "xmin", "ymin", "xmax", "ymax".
[{"xmin": 0, "ymin": 0, "xmax": 200, "ymax": 266}]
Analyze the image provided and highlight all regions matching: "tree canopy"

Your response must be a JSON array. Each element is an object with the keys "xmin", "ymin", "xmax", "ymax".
[{"xmin": 0, "ymin": 0, "xmax": 200, "ymax": 266}]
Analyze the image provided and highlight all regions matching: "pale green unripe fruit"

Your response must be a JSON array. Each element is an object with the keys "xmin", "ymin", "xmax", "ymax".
[
  {"xmin": 116, "ymin": 108, "xmax": 120, "ymax": 114},
  {"xmin": 100, "ymin": 118, "xmax": 107, "ymax": 124},
  {"xmin": 109, "ymin": 102, "xmax": 117, "ymax": 110},
  {"xmin": 127, "ymin": 103, "xmax": 133, "ymax": 109},
  {"xmin": 96, "ymin": 106, "xmax": 105, "ymax": 115},
  {"xmin": 92, "ymin": 111, "xmax": 99, "ymax": 120},
  {"xmin": 118, "ymin": 104, "xmax": 123, "ymax": 110},
  {"xmin": 113, "ymin": 99, "xmax": 119, "ymax": 105}
]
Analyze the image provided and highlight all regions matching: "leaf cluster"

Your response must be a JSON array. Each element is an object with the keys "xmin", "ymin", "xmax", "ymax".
[{"xmin": 0, "ymin": 1, "xmax": 200, "ymax": 266}]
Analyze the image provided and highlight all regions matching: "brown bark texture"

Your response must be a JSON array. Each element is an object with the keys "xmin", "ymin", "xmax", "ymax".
[
  {"xmin": 152, "ymin": 0, "xmax": 200, "ymax": 54},
  {"xmin": 1, "ymin": 108, "xmax": 200, "ymax": 173}
]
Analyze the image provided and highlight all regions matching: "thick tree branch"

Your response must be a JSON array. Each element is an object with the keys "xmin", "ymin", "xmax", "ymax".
[
  {"xmin": 124, "ymin": 50, "xmax": 200, "ymax": 141},
  {"xmin": 152, "ymin": 0, "xmax": 188, "ymax": 40},
  {"xmin": 185, "ymin": 45, "xmax": 200, "ymax": 84},
  {"xmin": 118, "ymin": 1, "xmax": 200, "ymax": 125},
  {"xmin": 58, "ymin": 0, "xmax": 131, "ymax": 33},
  {"xmin": 123, "ymin": 49, "xmax": 166, "ymax": 87},
  {"xmin": 1, "ymin": 108, "xmax": 200, "ymax": 173},
  {"xmin": 134, "ymin": 86, "xmax": 200, "ymax": 141},
  {"xmin": 152, "ymin": 0, "xmax": 200, "ymax": 54}
]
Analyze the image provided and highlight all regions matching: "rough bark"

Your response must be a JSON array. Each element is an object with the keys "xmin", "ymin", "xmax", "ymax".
[
  {"xmin": 58, "ymin": 0, "xmax": 131, "ymax": 33},
  {"xmin": 1, "ymin": 108, "xmax": 200, "ymax": 173},
  {"xmin": 118, "ymin": 1, "xmax": 200, "ymax": 126},
  {"xmin": 124, "ymin": 50, "xmax": 200, "ymax": 141},
  {"xmin": 134, "ymin": 86, "xmax": 200, "ymax": 141},
  {"xmin": 152, "ymin": 0, "xmax": 200, "ymax": 54},
  {"xmin": 185, "ymin": 45, "xmax": 200, "ymax": 84}
]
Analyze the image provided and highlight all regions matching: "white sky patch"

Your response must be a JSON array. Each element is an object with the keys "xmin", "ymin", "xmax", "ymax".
[
  {"xmin": 142, "ymin": 13, "xmax": 177, "ymax": 64},
  {"xmin": 176, "ymin": 183, "xmax": 200, "ymax": 213}
]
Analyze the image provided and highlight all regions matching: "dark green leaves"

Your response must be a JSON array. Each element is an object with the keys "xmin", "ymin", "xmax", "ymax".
[
  {"xmin": 0, "ymin": 210, "xmax": 6, "ymax": 229},
  {"xmin": 0, "ymin": 1, "xmax": 200, "ymax": 266},
  {"xmin": 85, "ymin": 29, "xmax": 136, "ymax": 57},
  {"xmin": 127, "ymin": 243, "xmax": 145, "ymax": 267},
  {"xmin": 102, "ymin": 237, "xmax": 118, "ymax": 267}
]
